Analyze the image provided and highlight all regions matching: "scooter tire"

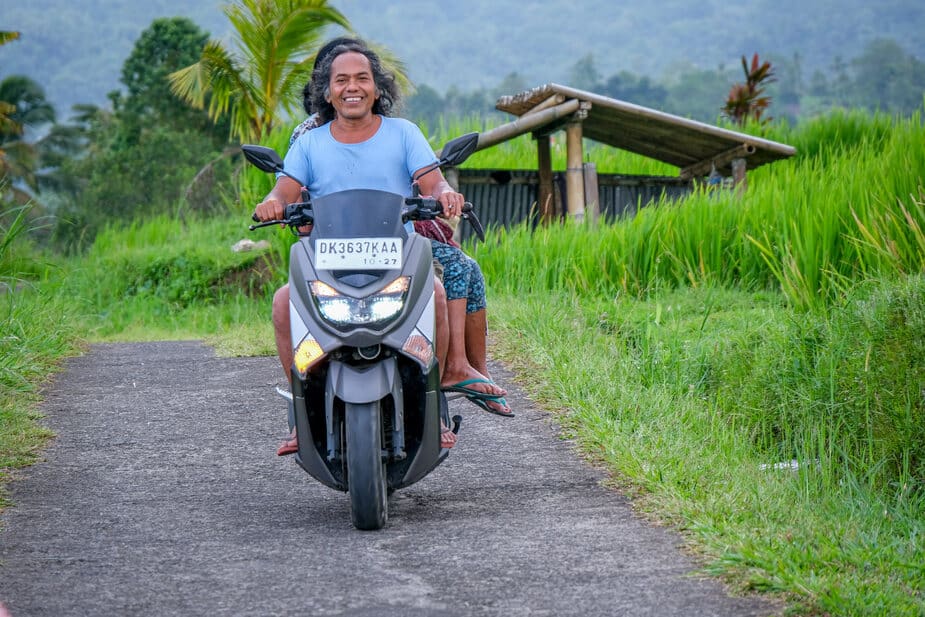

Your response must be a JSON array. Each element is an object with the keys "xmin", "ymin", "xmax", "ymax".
[{"xmin": 345, "ymin": 400, "xmax": 388, "ymax": 530}]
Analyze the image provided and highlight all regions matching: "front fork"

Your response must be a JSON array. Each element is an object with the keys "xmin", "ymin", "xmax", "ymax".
[{"xmin": 323, "ymin": 357, "xmax": 406, "ymax": 462}]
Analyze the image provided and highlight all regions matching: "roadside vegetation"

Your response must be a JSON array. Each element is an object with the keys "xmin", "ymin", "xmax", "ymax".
[
  {"xmin": 0, "ymin": 202, "xmax": 79, "ymax": 506},
  {"xmin": 3, "ymin": 10, "xmax": 925, "ymax": 615},
  {"xmin": 4, "ymin": 108, "xmax": 922, "ymax": 615}
]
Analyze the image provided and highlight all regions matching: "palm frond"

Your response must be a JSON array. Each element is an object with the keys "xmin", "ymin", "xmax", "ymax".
[
  {"xmin": 171, "ymin": 0, "xmax": 354, "ymax": 142},
  {"xmin": 0, "ymin": 31, "xmax": 20, "ymax": 47}
]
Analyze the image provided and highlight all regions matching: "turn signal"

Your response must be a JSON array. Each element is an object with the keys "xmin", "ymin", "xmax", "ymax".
[
  {"xmin": 401, "ymin": 329, "xmax": 434, "ymax": 368},
  {"xmin": 293, "ymin": 333, "xmax": 325, "ymax": 377}
]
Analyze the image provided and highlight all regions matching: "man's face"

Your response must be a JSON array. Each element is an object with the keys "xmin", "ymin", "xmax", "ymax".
[{"xmin": 327, "ymin": 51, "xmax": 378, "ymax": 121}]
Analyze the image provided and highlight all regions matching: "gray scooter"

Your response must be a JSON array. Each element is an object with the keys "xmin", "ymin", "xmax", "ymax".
[{"xmin": 244, "ymin": 133, "xmax": 483, "ymax": 530}]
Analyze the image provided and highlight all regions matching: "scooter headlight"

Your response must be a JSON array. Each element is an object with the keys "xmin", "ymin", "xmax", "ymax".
[{"xmin": 309, "ymin": 277, "xmax": 410, "ymax": 328}]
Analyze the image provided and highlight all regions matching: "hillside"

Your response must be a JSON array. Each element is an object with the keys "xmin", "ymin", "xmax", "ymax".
[{"xmin": 2, "ymin": 0, "xmax": 924, "ymax": 120}]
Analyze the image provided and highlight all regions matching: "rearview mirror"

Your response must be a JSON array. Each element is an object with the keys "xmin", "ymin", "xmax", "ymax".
[
  {"xmin": 241, "ymin": 144, "xmax": 285, "ymax": 173},
  {"xmin": 438, "ymin": 132, "xmax": 479, "ymax": 167}
]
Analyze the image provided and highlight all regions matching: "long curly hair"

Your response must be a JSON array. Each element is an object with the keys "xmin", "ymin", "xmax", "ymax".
[
  {"xmin": 308, "ymin": 41, "xmax": 401, "ymax": 124},
  {"xmin": 302, "ymin": 36, "xmax": 364, "ymax": 115}
]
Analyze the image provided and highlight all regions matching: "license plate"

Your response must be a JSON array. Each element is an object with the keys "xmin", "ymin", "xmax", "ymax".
[{"xmin": 314, "ymin": 237, "xmax": 403, "ymax": 270}]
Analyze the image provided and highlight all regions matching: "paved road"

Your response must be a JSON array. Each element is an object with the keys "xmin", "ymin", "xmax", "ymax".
[{"xmin": 0, "ymin": 342, "xmax": 780, "ymax": 616}]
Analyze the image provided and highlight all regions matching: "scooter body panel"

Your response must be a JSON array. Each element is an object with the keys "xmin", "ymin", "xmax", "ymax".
[{"xmin": 284, "ymin": 189, "xmax": 448, "ymax": 495}]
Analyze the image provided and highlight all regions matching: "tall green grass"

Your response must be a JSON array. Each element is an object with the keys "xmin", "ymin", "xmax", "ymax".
[
  {"xmin": 467, "ymin": 108, "xmax": 925, "ymax": 614},
  {"xmin": 55, "ymin": 213, "xmax": 281, "ymax": 354},
  {"xmin": 488, "ymin": 282, "xmax": 924, "ymax": 615},
  {"xmin": 471, "ymin": 109, "xmax": 925, "ymax": 312},
  {"xmin": 1, "ymin": 203, "xmax": 81, "ymax": 506}
]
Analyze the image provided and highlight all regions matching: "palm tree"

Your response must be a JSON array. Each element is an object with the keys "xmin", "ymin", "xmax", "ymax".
[
  {"xmin": 0, "ymin": 75, "xmax": 56, "ymax": 202},
  {"xmin": 168, "ymin": 0, "xmax": 351, "ymax": 142},
  {"xmin": 0, "ymin": 32, "xmax": 23, "ymax": 161},
  {"xmin": 722, "ymin": 54, "xmax": 776, "ymax": 126}
]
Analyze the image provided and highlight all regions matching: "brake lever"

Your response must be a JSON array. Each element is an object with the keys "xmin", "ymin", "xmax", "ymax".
[
  {"xmin": 461, "ymin": 202, "xmax": 485, "ymax": 242},
  {"xmin": 249, "ymin": 219, "xmax": 286, "ymax": 231}
]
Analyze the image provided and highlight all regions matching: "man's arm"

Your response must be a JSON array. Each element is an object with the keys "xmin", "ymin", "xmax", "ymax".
[
  {"xmin": 415, "ymin": 168, "xmax": 465, "ymax": 219},
  {"xmin": 254, "ymin": 176, "xmax": 303, "ymax": 221}
]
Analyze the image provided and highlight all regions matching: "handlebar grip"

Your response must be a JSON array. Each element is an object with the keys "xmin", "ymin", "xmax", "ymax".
[{"xmin": 252, "ymin": 212, "xmax": 260, "ymax": 222}]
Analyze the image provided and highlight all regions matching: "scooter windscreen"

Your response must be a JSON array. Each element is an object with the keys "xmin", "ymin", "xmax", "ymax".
[
  {"xmin": 307, "ymin": 189, "xmax": 410, "ymax": 285},
  {"xmin": 310, "ymin": 189, "xmax": 408, "ymax": 240}
]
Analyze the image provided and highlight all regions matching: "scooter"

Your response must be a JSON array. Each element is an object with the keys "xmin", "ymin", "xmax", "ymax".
[{"xmin": 243, "ymin": 133, "xmax": 484, "ymax": 530}]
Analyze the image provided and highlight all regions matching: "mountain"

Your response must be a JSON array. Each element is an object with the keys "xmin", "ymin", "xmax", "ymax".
[{"xmin": 2, "ymin": 0, "xmax": 924, "ymax": 121}]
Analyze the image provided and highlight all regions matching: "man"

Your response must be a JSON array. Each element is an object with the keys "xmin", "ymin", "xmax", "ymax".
[
  {"xmin": 254, "ymin": 40, "xmax": 508, "ymax": 454},
  {"xmin": 291, "ymin": 38, "xmax": 510, "ymax": 412}
]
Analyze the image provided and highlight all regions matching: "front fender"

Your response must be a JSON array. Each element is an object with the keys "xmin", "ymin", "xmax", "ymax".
[{"xmin": 326, "ymin": 357, "xmax": 399, "ymax": 404}]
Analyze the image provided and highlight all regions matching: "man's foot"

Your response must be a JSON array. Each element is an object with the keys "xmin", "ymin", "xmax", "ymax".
[
  {"xmin": 441, "ymin": 423, "xmax": 457, "ymax": 449},
  {"xmin": 441, "ymin": 366, "xmax": 506, "ymax": 398},
  {"xmin": 277, "ymin": 429, "xmax": 298, "ymax": 456},
  {"xmin": 467, "ymin": 395, "xmax": 514, "ymax": 417}
]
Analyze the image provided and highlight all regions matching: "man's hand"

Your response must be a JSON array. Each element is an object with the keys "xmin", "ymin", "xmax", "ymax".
[
  {"xmin": 435, "ymin": 189, "xmax": 465, "ymax": 219},
  {"xmin": 254, "ymin": 197, "xmax": 285, "ymax": 222}
]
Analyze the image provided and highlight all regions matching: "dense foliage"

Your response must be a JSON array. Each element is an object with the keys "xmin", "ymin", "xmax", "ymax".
[
  {"xmin": 168, "ymin": 0, "xmax": 350, "ymax": 142},
  {"xmin": 405, "ymin": 37, "xmax": 925, "ymax": 126},
  {"xmin": 39, "ymin": 18, "xmax": 237, "ymax": 251}
]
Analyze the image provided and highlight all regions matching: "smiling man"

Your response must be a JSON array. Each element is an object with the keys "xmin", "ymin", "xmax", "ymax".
[{"xmin": 253, "ymin": 40, "xmax": 477, "ymax": 453}]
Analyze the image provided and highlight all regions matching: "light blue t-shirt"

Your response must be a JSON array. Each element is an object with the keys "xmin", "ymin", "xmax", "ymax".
[{"xmin": 283, "ymin": 116, "xmax": 438, "ymax": 200}]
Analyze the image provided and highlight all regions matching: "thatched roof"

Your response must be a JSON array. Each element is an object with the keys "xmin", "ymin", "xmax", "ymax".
[{"xmin": 490, "ymin": 83, "xmax": 795, "ymax": 178}]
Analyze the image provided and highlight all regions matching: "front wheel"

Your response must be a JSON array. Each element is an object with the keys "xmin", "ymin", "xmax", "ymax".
[{"xmin": 345, "ymin": 401, "xmax": 388, "ymax": 530}]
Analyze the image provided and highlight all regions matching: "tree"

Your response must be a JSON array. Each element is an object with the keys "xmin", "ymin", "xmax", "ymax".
[
  {"xmin": 0, "ymin": 75, "xmax": 55, "ymax": 132},
  {"xmin": 663, "ymin": 63, "xmax": 735, "ymax": 122},
  {"xmin": 168, "ymin": 0, "xmax": 351, "ymax": 142},
  {"xmin": 0, "ymin": 31, "xmax": 22, "ymax": 138},
  {"xmin": 600, "ymin": 71, "xmax": 668, "ymax": 108},
  {"xmin": 491, "ymin": 72, "xmax": 529, "ymax": 100},
  {"xmin": 849, "ymin": 38, "xmax": 925, "ymax": 115},
  {"xmin": 568, "ymin": 53, "xmax": 602, "ymax": 91},
  {"xmin": 0, "ymin": 75, "xmax": 56, "ymax": 202},
  {"xmin": 115, "ymin": 17, "xmax": 228, "ymax": 145},
  {"xmin": 404, "ymin": 83, "xmax": 445, "ymax": 129},
  {"xmin": 722, "ymin": 54, "xmax": 776, "ymax": 126}
]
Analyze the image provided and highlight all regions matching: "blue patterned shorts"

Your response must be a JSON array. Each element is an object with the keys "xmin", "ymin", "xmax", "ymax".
[{"xmin": 430, "ymin": 240, "xmax": 486, "ymax": 314}]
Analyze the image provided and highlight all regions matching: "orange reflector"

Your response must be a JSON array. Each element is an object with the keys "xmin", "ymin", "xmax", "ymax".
[
  {"xmin": 402, "ymin": 333, "xmax": 434, "ymax": 368},
  {"xmin": 294, "ymin": 335, "xmax": 325, "ymax": 376}
]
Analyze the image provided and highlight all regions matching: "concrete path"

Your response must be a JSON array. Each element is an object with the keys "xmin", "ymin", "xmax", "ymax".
[{"xmin": 0, "ymin": 341, "xmax": 779, "ymax": 616}]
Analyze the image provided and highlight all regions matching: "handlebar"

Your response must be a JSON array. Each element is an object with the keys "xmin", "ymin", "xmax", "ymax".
[
  {"xmin": 249, "ymin": 201, "xmax": 314, "ymax": 231},
  {"xmin": 250, "ymin": 197, "xmax": 485, "ymax": 241},
  {"xmin": 401, "ymin": 198, "xmax": 485, "ymax": 241}
]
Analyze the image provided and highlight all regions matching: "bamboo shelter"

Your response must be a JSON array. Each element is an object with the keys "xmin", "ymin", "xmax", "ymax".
[{"xmin": 469, "ymin": 83, "xmax": 796, "ymax": 223}]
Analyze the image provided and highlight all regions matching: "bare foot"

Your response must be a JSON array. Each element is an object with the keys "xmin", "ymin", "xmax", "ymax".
[
  {"xmin": 440, "ymin": 422, "xmax": 457, "ymax": 449},
  {"xmin": 276, "ymin": 428, "xmax": 298, "ymax": 456}
]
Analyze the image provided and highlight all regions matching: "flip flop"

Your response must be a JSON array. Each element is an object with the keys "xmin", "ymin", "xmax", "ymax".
[
  {"xmin": 467, "ymin": 395, "xmax": 515, "ymax": 418},
  {"xmin": 442, "ymin": 378, "xmax": 504, "ymax": 400}
]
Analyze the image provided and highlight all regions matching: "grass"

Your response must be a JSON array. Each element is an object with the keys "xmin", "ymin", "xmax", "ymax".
[
  {"xmin": 0, "ymin": 287, "xmax": 81, "ymax": 507},
  {"xmin": 57, "ymin": 213, "xmax": 283, "ymax": 344},
  {"xmin": 486, "ymin": 283, "xmax": 924, "ymax": 615},
  {"xmin": 1, "ymin": 203, "xmax": 82, "ymax": 507},
  {"xmin": 3, "ymin": 108, "xmax": 925, "ymax": 614}
]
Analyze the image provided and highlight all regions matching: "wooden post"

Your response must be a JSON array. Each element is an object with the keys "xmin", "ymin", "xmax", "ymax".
[
  {"xmin": 536, "ymin": 134, "xmax": 554, "ymax": 223},
  {"xmin": 565, "ymin": 121, "xmax": 585, "ymax": 221},
  {"xmin": 731, "ymin": 158, "xmax": 747, "ymax": 195},
  {"xmin": 583, "ymin": 162, "xmax": 599, "ymax": 224},
  {"xmin": 444, "ymin": 166, "xmax": 460, "ymax": 192}
]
